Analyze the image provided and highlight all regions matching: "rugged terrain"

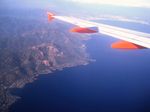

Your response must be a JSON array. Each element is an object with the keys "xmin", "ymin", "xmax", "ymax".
[{"xmin": 0, "ymin": 9, "xmax": 90, "ymax": 112}]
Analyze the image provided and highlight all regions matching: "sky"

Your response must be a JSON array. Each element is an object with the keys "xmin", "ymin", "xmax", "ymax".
[
  {"xmin": 1, "ymin": 0, "xmax": 150, "ymax": 9},
  {"xmin": 1, "ymin": 0, "xmax": 150, "ymax": 26},
  {"xmin": 67, "ymin": 0, "xmax": 150, "ymax": 8}
]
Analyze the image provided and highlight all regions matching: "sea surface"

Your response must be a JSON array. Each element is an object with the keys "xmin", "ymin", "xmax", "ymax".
[{"xmin": 10, "ymin": 23, "xmax": 150, "ymax": 112}]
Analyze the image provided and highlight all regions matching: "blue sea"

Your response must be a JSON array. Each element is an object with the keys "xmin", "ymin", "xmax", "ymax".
[{"xmin": 10, "ymin": 22, "xmax": 150, "ymax": 112}]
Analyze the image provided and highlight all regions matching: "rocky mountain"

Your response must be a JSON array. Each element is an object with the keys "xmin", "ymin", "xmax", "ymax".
[{"xmin": 0, "ymin": 9, "xmax": 90, "ymax": 112}]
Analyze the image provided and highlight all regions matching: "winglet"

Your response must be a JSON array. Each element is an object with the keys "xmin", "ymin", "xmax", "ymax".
[{"xmin": 47, "ymin": 12, "xmax": 55, "ymax": 21}]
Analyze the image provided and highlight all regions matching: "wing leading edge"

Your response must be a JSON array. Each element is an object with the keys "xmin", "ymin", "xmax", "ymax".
[{"xmin": 47, "ymin": 12, "xmax": 150, "ymax": 49}]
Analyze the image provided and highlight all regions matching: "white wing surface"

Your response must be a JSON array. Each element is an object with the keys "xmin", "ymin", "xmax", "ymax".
[{"xmin": 48, "ymin": 12, "xmax": 150, "ymax": 49}]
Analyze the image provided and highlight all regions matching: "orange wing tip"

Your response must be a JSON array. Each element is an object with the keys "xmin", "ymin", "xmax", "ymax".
[
  {"xmin": 111, "ymin": 41, "xmax": 145, "ymax": 49},
  {"xmin": 70, "ymin": 27, "xmax": 98, "ymax": 33},
  {"xmin": 47, "ymin": 12, "xmax": 55, "ymax": 21}
]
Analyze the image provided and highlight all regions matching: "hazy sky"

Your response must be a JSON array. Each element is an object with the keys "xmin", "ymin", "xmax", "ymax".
[
  {"xmin": 68, "ymin": 0, "xmax": 150, "ymax": 8},
  {"xmin": 2, "ymin": 0, "xmax": 150, "ymax": 9},
  {"xmin": 1, "ymin": 0, "xmax": 150, "ymax": 21}
]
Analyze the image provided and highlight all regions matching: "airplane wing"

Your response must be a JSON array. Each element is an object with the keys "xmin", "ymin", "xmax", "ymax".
[{"xmin": 47, "ymin": 12, "xmax": 150, "ymax": 49}]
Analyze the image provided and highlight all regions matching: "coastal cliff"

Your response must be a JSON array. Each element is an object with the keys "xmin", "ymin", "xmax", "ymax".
[{"xmin": 0, "ymin": 9, "xmax": 90, "ymax": 112}]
